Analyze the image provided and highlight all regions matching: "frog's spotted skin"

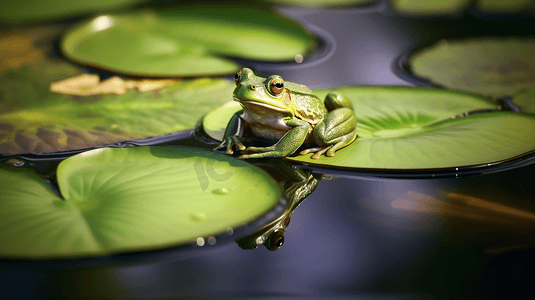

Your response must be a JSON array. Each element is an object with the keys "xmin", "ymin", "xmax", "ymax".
[
  {"xmin": 293, "ymin": 92, "xmax": 327, "ymax": 124},
  {"xmin": 215, "ymin": 68, "xmax": 357, "ymax": 159}
]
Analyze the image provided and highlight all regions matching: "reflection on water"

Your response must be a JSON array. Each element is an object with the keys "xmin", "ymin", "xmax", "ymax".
[
  {"xmin": 392, "ymin": 191, "xmax": 535, "ymax": 254},
  {"xmin": 236, "ymin": 159, "xmax": 325, "ymax": 250}
]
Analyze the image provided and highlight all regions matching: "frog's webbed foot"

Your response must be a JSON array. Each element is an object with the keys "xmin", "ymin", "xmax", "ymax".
[
  {"xmin": 299, "ymin": 146, "xmax": 335, "ymax": 159},
  {"xmin": 214, "ymin": 136, "xmax": 246, "ymax": 155}
]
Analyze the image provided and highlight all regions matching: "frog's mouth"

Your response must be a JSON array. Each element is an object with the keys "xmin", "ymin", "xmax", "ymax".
[{"xmin": 234, "ymin": 97, "xmax": 289, "ymax": 113}]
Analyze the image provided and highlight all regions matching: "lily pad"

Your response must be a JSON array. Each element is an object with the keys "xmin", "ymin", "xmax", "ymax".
[
  {"xmin": 0, "ymin": 60, "xmax": 235, "ymax": 155},
  {"xmin": 0, "ymin": 146, "xmax": 281, "ymax": 259},
  {"xmin": 513, "ymin": 88, "xmax": 535, "ymax": 114},
  {"xmin": 408, "ymin": 38, "xmax": 535, "ymax": 97},
  {"xmin": 391, "ymin": 0, "xmax": 470, "ymax": 15},
  {"xmin": 204, "ymin": 86, "xmax": 535, "ymax": 169},
  {"xmin": 61, "ymin": 6, "xmax": 316, "ymax": 77},
  {"xmin": 0, "ymin": 0, "xmax": 146, "ymax": 24}
]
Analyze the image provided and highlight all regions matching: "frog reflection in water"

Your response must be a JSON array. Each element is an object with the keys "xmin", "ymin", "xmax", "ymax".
[
  {"xmin": 216, "ymin": 68, "xmax": 358, "ymax": 159},
  {"xmin": 235, "ymin": 159, "xmax": 326, "ymax": 250}
]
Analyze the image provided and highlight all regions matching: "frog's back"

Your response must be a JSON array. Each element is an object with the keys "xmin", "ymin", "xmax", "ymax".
[
  {"xmin": 285, "ymin": 81, "xmax": 314, "ymax": 94},
  {"xmin": 288, "ymin": 83, "xmax": 327, "ymax": 124}
]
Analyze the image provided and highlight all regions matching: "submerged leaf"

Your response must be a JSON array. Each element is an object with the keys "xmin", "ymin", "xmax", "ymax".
[
  {"xmin": 61, "ymin": 6, "xmax": 316, "ymax": 77},
  {"xmin": 0, "ymin": 147, "xmax": 281, "ymax": 258},
  {"xmin": 0, "ymin": 60, "xmax": 235, "ymax": 155},
  {"xmin": 409, "ymin": 38, "xmax": 535, "ymax": 97},
  {"xmin": 203, "ymin": 86, "xmax": 535, "ymax": 169}
]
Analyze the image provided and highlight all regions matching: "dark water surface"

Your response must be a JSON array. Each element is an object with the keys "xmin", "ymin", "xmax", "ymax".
[{"xmin": 2, "ymin": 4, "xmax": 535, "ymax": 299}]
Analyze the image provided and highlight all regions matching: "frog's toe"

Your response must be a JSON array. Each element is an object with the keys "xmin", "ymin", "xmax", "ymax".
[
  {"xmin": 301, "ymin": 146, "xmax": 331, "ymax": 159},
  {"xmin": 299, "ymin": 147, "xmax": 324, "ymax": 156}
]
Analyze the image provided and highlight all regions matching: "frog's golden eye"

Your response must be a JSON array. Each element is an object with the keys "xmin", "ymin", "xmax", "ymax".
[
  {"xmin": 234, "ymin": 70, "xmax": 242, "ymax": 85},
  {"xmin": 266, "ymin": 230, "xmax": 285, "ymax": 251},
  {"xmin": 269, "ymin": 78, "xmax": 284, "ymax": 95}
]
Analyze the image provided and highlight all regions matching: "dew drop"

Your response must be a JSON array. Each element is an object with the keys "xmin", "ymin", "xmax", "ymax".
[
  {"xmin": 295, "ymin": 54, "xmax": 304, "ymax": 63},
  {"xmin": 196, "ymin": 237, "xmax": 205, "ymax": 246},
  {"xmin": 207, "ymin": 237, "xmax": 216, "ymax": 245},
  {"xmin": 190, "ymin": 213, "xmax": 207, "ymax": 222},
  {"xmin": 226, "ymin": 227, "xmax": 234, "ymax": 235},
  {"xmin": 212, "ymin": 187, "xmax": 230, "ymax": 195}
]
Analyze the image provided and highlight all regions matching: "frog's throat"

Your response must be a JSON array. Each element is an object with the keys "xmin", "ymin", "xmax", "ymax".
[{"xmin": 234, "ymin": 98, "xmax": 290, "ymax": 113}]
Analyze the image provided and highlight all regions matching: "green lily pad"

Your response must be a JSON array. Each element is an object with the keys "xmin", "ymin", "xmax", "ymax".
[
  {"xmin": 476, "ymin": 0, "xmax": 534, "ymax": 13},
  {"xmin": 0, "ymin": 146, "xmax": 281, "ymax": 259},
  {"xmin": 203, "ymin": 86, "xmax": 535, "ymax": 169},
  {"xmin": 392, "ymin": 0, "xmax": 471, "ymax": 14},
  {"xmin": 61, "ymin": 6, "xmax": 316, "ymax": 77},
  {"xmin": 261, "ymin": 0, "xmax": 375, "ymax": 7},
  {"xmin": 408, "ymin": 38, "xmax": 535, "ymax": 97},
  {"xmin": 0, "ymin": 60, "xmax": 235, "ymax": 155},
  {"xmin": 0, "ymin": 0, "xmax": 146, "ymax": 23},
  {"xmin": 513, "ymin": 88, "xmax": 535, "ymax": 114}
]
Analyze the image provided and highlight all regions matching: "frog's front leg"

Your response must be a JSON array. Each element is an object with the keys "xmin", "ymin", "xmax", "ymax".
[
  {"xmin": 238, "ymin": 118, "xmax": 310, "ymax": 159},
  {"xmin": 214, "ymin": 111, "xmax": 247, "ymax": 155},
  {"xmin": 300, "ymin": 107, "xmax": 357, "ymax": 159}
]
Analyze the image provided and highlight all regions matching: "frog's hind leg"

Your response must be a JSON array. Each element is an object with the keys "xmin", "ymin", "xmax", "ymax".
[
  {"xmin": 300, "ymin": 130, "xmax": 357, "ymax": 159},
  {"xmin": 300, "ymin": 107, "xmax": 357, "ymax": 159}
]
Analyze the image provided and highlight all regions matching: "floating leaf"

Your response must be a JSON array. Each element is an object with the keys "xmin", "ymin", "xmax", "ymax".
[
  {"xmin": 61, "ymin": 6, "xmax": 316, "ymax": 77},
  {"xmin": 513, "ymin": 88, "xmax": 535, "ymax": 115},
  {"xmin": 202, "ymin": 101, "xmax": 243, "ymax": 142},
  {"xmin": 408, "ymin": 38, "xmax": 535, "ymax": 97},
  {"xmin": 0, "ymin": 0, "xmax": 146, "ymax": 23},
  {"xmin": 392, "ymin": 0, "xmax": 470, "ymax": 14},
  {"xmin": 0, "ymin": 147, "xmax": 281, "ymax": 259},
  {"xmin": 203, "ymin": 86, "xmax": 535, "ymax": 169},
  {"xmin": 0, "ymin": 60, "xmax": 235, "ymax": 155}
]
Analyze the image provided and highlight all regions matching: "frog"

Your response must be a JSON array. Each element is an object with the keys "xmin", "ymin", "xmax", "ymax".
[{"xmin": 215, "ymin": 68, "xmax": 357, "ymax": 159}]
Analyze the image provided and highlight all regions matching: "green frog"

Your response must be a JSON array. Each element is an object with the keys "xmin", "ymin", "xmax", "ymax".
[{"xmin": 216, "ymin": 68, "xmax": 357, "ymax": 159}]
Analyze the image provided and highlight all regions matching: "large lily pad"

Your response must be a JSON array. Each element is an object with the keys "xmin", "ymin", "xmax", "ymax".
[
  {"xmin": 513, "ymin": 88, "xmax": 535, "ymax": 115},
  {"xmin": 408, "ymin": 38, "xmax": 535, "ymax": 97},
  {"xmin": 0, "ymin": 147, "xmax": 281, "ymax": 259},
  {"xmin": 0, "ymin": 0, "xmax": 146, "ymax": 23},
  {"xmin": 0, "ymin": 60, "xmax": 235, "ymax": 155},
  {"xmin": 61, "ymin": 6, "xmax": 316, "ymax": 77},
  {"xmin": 391, "ymin": 0, "xmax": 470, "ymax": 15},
  {"xmin": 204, "ymin": 86, "xmax": 535, "ymax": 169}
]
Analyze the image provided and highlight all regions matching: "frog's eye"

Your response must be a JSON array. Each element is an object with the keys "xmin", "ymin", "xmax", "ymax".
[
  {"xmin": 234, "ymin": 70, "xmax": 242, "ymax": 85},
  {"xmin": 265, "ymin": 230, "xmax": 285, "ymax": 251},
  {"xmin": 269, "ymin": 78, "xmax": 285, "ymax": 95}
]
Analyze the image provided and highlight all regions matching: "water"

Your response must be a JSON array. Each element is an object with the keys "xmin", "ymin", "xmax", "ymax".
[{"xmin": 2, "ymin": 4, "xmax": 535, "ymax": 300}]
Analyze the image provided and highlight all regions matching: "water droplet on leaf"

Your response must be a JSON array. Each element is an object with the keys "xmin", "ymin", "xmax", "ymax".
[
  {"xmin": 190, "ymin": 213, "xmax": 207, "ymax": 222},
  {"xmin": 212, "ymin": 187, "xmax": 229, "ymax": 195}
]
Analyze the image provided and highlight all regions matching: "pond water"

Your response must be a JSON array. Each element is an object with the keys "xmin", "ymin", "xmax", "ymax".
[{"xmin": 2, "ymin": 3, "xmax": 535, "ymax": 299}]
